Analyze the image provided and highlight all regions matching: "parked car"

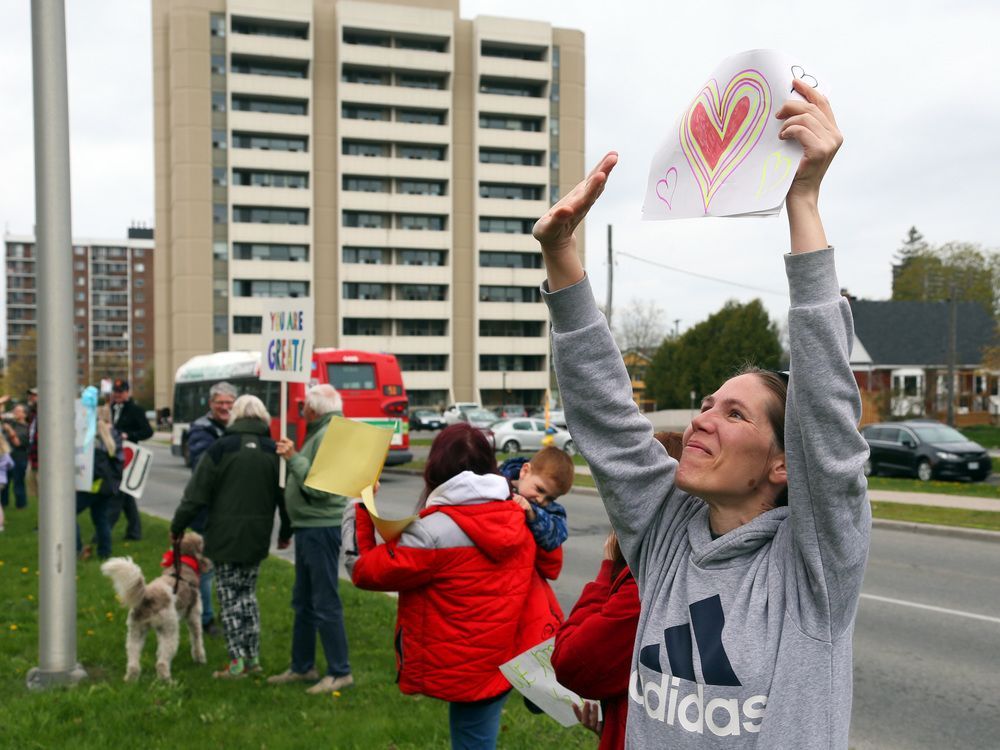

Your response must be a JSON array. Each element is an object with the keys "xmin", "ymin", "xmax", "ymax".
[
  {"xmin": 460, "ymin": 408, "xmax": 500, "ymax": 429},
  {"xmin": 443, "ymin": 402, "xmax": 480, "ymax": 425},
  {"xmin": 491, "ymin": 418, "xmax": 576, "ymax": 456},
  {"xmin": 497, "ymin": 404, "xmax": 528, "ymax": 418},
  {"xmin": 410, "ymin": 409, "xmax": 445, "ymax": 431},
  {"xmin": 861, "ymin": 420, "xmax": 991, "ymax": 482},
  {"xmin": 529, "ymin": 409, "xmax": 568, "ymax": 429}
]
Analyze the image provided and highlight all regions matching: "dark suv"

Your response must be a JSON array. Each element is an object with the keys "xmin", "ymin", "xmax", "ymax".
[{"xmin": 861, "ymin": 420, "xmax": 991, "ymax": 482}]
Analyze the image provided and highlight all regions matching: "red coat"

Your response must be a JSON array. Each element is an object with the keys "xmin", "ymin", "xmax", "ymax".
[
  {"xmin": 551, "ymin": 559, "xmax": 640, "ymax": 750},
  {"xmin": 351, "ymin": 472, "xmax": 548, "ymax": 703}
]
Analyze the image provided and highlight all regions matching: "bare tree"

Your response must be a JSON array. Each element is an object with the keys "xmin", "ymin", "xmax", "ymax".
[{"xmin": 616, "ymin": 299, "xmax": 668, "ymax": 354}]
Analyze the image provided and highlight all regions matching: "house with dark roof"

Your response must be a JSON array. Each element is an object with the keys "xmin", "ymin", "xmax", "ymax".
[{"xmin": 848, "ymin": 299, "xmax": 998, "ymax": 425}]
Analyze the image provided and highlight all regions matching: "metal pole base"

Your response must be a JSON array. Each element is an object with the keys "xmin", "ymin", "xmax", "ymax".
[{"xmin": 25, "ymin": 663, "xmax": 88, "ymax": 691}]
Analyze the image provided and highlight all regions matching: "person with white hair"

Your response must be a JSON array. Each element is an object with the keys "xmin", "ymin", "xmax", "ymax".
[
  {"xmin": 171, "ymin": 393, "xmax": 291, "ymax": 679},
  {"xmin": 268, "ymin": 384, "xmax": 354, "ymax": 695}
]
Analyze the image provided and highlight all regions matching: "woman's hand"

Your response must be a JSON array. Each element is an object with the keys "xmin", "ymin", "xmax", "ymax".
[
  {"xmin": 572, "ymin": 701, "xmax": 603, "ymax": 736},
  {"xmin": 778, "ymin": 79, "xmax": 843, "ymax": 253},
  {"xmin": 533, "ymin": 151, "xmax": 618, "ymax": 291}
]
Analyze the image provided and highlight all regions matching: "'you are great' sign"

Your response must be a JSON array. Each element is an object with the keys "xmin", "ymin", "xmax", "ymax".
[{"xmin": 260, "ymin": 298, "xmax": 314, "ymax": 384}]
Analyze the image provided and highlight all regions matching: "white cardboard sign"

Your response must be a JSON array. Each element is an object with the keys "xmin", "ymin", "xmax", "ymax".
[
  {"xmin": 73, "ymin": 399, "xmax": 95, "ymax": 492},
  {"xmin": 499, "ymin": 637, "xmax": 598, "ymax": 728},
  {"xmin": 119, "ymin": 440, "xmax": 153, "ymax": 499},
  {"xmin": 259, "ymin": 298, "xmax": 314, "ymax": 384}
]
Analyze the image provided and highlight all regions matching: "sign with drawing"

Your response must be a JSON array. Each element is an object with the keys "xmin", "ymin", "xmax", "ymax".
[
  {"xmin": 119, "ymin": 441, "xmax": 153, "ymax": 499},
  {"xmin": 499, "ymin": 638, "xmax": 600, "ymax": 728}
]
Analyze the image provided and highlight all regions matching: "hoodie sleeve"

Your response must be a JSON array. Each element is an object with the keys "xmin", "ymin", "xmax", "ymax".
[
  {"xmin": 782, "ymin": 248, "xmax": 872, "ymax": 640},
  {"xmin": 350, "ymin": 507, "xmax": 439, "ymax": 592},
  {"xmin": 526, "ymin": 501, "xmax": 568, "ymax": 551},
  {"xmin": 543, "ymin": 276, "xmax": 685, "ymax": 572}
]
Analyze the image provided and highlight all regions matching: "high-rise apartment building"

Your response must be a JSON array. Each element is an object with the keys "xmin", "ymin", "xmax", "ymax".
[
  {"xmin": 153, "ymin": 0, "xmax": 584, "ymax": 409},
  {"xmin": 4, "ymin": 228, "xmax": 155, "ymax": 394}
]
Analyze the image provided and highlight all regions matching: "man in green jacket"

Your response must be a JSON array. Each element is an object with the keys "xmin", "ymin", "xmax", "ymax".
[{"xmin": 267, "ymin": 384, "xmax": 354, "ymax": 695}]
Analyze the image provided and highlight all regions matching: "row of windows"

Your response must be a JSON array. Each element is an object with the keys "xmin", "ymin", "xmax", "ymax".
[
  {"xmin": 229, "ymin": 131, "xmax": 308, "ymax": 152},
  {"xmin": 341, "ymin": 318, "xmax": 448, "ymax": 336},
  {"xmin": 230, "ymin": 16, "xmax": 309, "ymax": 40},
  {"xmin": 232, "ymin": 279, "xmax": 309, "ymax": 298},
  {"xmin": 231, "ymin": 206, "xmax": 309, "ymax": 226},
  {"xmin": 231, "ymin": 169, "xmax": 308, "ymax": 189},
  {"xmin": 479, "ymin": 285, "xmax": 542, "ymax": 303},
  {"xmin": 479, "ymin": 183, "xmax": 543, "ymax": 201},
  {"xmin": 479, "ymin": 217, "xmax": 536, "ymax": 235},
  {"xmin": 480, "ymin": 355, "xmax": 546, "ymax": 371},
  {"xmin": 479, "ymin": 113, "xmax": 544, "ymax": 132},
  {"xmin": 230, "ymin": 94, "xmax": 308, "ymax": 116},
  {"xmin": 479, "ymin": 77, "xmax": 545, "ymax": 98},
  {"xmin": 479, "ymin": 320, "xmax": 545, "ymax": 337},
  {"xmin": 343, "ymin": 247, "xmax": 446, "ymax": 266},
  {"xmin": 342, "ymin": 66, "xmax": 448, "ymax": 91},
  {"xmin": 232, "ymin": 243, "xmax": 309, "ymax": 263},
  {"xmin": 342, "ymin": 176, "xmax": 446, "ymax": 196},
  {"xmin": 343, "ymin": 211, "xmax": 446, "ymax": 231},
  {"xmin": 343, "ymin": 28, "xmax": 447, "ymax": 52},
  {"xmin": 398, "ymin": 354, "xmax": 448, "ymax": 371},
  {"xmin": 480, "ymin": 41, "xmax": 546, "ymax": 61},
  {"xmin": 343, "ymin": 103, "xmax": 446, "ymax": 125},
  {"xmin": 343, "ymin": 140, "xmax": 446, "ymax": 161},
  {"xmin": 343, "ymin": 283, "xmax": 447, "ymax": 301},
  {"xmin": 479, "ymin": 148, "xmax": 545, "ymax": 166},
  {"xmin": 479, "ymin": 251, "xmax": 543, "ymax": 269},
  {"xmin": 230, "ymin": 55, "xmax": 309, "ymax": 79}
]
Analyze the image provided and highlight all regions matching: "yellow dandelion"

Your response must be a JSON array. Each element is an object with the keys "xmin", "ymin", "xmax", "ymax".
[
  {"xmin": 0, "ymin": 560, "xmax": 5, "ymax": 565},
  {"xmin": 333, "ymin": 691, "xmax": 342, "ymax": 698},
  {"xmin": 86, "ymin": 629, "xmax": 95, "ymax": 637},
  {"xmin": 26, "ymin": 595, "xmax": 34, "ymax": 601},
  {"xmin": 10, "ymin": 624, "xmax": 18, "ymax": 631},
  {"xmin": 21, "ymin": 567, "xmax": 29, "ymax": 574}
]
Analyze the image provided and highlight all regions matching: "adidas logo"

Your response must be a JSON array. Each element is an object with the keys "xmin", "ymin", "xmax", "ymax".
[{"xmin": 630, "ymin": 594, "xmax": 767, "ymax": 737}]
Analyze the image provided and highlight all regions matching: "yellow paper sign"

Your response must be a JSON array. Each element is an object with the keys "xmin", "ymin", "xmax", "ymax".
[
  {"xmin": 303, "ymin": 416, "xmax": 417, "ymax": 541},
  {"xmin": 304, "ymin": 416, "xmax": 393, "ymax": 497}
]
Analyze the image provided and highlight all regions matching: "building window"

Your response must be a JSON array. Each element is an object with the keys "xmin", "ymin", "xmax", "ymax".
[
  {"xmin": 342, "ymin": 175, "xmax": 389, "ymax": 193},
  {"xmin": 232, "ymin": 243, "xmax": 309, "ymax": 262},
  {"xmin": 479, "ymin": 114, "xmax": 544, "ymax": 132},
  {"xmin": 479, "ymin": 285, "xmax": 542, "ymax": 303},
  {"xmin": 74, "ymin": 246, "xmax": 85, "ymax": 256},
  {"xmin": 135, "ymin": 323, "xmax": 145, "ymax": 332},
  {"xmin": 135, "ymin": 338, "xmax": 145, "ymax": 348},
  {"xmin": 212, "ymin": 91, "xmax": 226, "ymax": 112},
  {"xmin": 135, "ymin": 293, "xmax": 145, "ymax": 302},
  {"xmin": 135, "ymin": 308, "xmax": 145, "ymax": 317},
  {"xmin": 396, "ymin": 179, "xmax": 445, "ymax": 195},
  {"xmin": 395, "ymin": 36, "xmax": 447, "ymax": 52},
  {"xmin": 342, "ymin": 318, "xmax": 391, "ymax": 335},
  {"xmin": 342, "ymin": 247, "xmax": 388, "ymax": 264},
  {"xmin": 75, "ymin": 291, "xmax": 86, "ymax": 301},
  {"xmin": 398, "ymin": 214, "xmax": 445, "ymax": 231},
  {"xmin": 211, "ymin": 54, "xmax": 225, "ymax": 75},
  {"xmin": 397, "ymin": 284, "xmax": 446, "ymax": 301},
  {"xmin": 397, "ymin": 109, "xmax": 446, "ymax": 125},
  {"xmin": 212, "ymin": 130, "xmax": 227, "ymax": 149},
  {"xmin": 210, "ymin": 14, "xmax": 225, "ymax": 37},
  {"xmin": 231, "ymin": 16, "xmax": 308, "ymax": 39},
  {"xmin": 135, "ymin": 277, "xmax": 145, "ymax": 286},
  {"xmin": 479, "ymin": 78, "xmax": 545, "ymax": 98},
  {"xmin": 233, "ymin": 169, "xmax": 309, "ymax": 189},
  {"xmin": 231, "ymin": 94, "xmax": 307, "ymax": 115},
  {"xmin": 397, "ymin": 73, "xmax": 446, "ymax": 90},
  {"xmin": 479, "ymin": 217, "xmax": 534, "ymax": 234},
  {"xmin": 230, "ymin": 55, "xmax": 309, "ymax": 79},
  {"xmin": 73, "ymin": 261, "xmax": 85, "ymax": 271},
  {"xmin": 233, "ymin": 315, "xmax": 262, "ymax": 334},
  {"xmin": 341, "ymin": 103, "xmax": 390, "ymax": 121},
  {"xmin": 76, "ymin": 277, "xmax": 85, "ymax": 287},
  {"xmin": 342, "ymin": 211, "xmax": 389, "ymax": 229},
  {"xmin": 342, "ymin": 66, "xmax": 390, "ymax": 86},
  {"xmin": 398, "ymin": 319, "xmax": 447, "ymax": 336},
  {"xmin": 397, "ymin": 144, "xmax": 446, "ymax": 161},
  {"xmin": 213, "ymin": 203, "xmax": 227, "ymax": 224},
  {"xmin": 479, "ymin": 183, "xmax": 543, "ymax": 201},
  {"xmin": 232, "ymin": 279, "xmax": 309, "ymax": 297},
  {"xmin": 342, "ymin": 140, "xmax": 390, "ymax": 158},
  {"xmin": 480, "ymin": 42, "xmax": 545, "ymax": 61},
  {"xmin": 213, "ymin": 242, "xmax": 228, "ymax": 260},
  {"xmin": 479, "ymin": 148, "xmax": 543, "ymax": 166},
  {"xmin": 479, "ymin": 354, "xmax": 546, "ymax": 371},
  {"xmin": 479, "ymin": 251, "xmax": 543, "ymax": 269},
  {"xmin": 342, "ymin": 282, "xmax": 389, "ymax": 300},
  {"xmin": 343, "ymin": 29, "xmax": 391, "ymax": 47},
  {"xmin": 75, "ymin": 307, "xmax": 85, "ymax": 317},
  {"xmin": 550, "ymin": 82, "xmax": 560, "ymax": 102},
  {"xmin": 213, "ymin": 167, "xmax": 227, "ymax": 186},
  {"xmin": 233, "ymin": 206, "xmax": 309, "ymax": 225},
  {"xmin": 479, "ymin": 320, "xmax": 545, "ymax": 337},
  {"xmin": 232, "ymin": 132, "xmax": 307, "ymax": 152},
  {"xmin": 398, "ymin": 249, "xmax": 445, "ymax": 266},
  {"xmin": 397, "ymin": 354, "xmax": 447, "ymax": 371}
]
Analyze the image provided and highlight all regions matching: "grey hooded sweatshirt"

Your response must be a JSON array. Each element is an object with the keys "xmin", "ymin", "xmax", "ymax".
[{"xmin": 544, "ymin": 248, "xmax": 870, "ymax": 748}]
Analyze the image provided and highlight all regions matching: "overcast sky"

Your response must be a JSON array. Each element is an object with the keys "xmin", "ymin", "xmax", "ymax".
[{"xmin": 2, "ymin": 0, "xmax": 998, "ymax": 346}]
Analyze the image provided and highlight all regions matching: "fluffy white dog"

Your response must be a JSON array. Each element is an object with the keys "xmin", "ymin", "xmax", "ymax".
[{"xmin": 101, "ymin": 532, "xmax": 208, "ymax": 681}]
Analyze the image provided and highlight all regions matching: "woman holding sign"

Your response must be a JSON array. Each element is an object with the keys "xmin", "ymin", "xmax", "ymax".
[
  {"xmin": 536, "ymin": 81, "xmax": 869, "ymax": 748},
  {"xmin": 346, "ymin": 423, "xmax": 547, "ymax": 750}
]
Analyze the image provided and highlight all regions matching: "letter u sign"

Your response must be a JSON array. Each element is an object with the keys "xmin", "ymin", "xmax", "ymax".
[{"xmin": 121, "ymin": 443, "xmax": 152, "ymax": 499}]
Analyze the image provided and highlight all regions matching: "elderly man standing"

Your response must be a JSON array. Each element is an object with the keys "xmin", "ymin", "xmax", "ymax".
[{"xmin": 268, "ymin": 384, "xmax": 353, "ymax": 695}]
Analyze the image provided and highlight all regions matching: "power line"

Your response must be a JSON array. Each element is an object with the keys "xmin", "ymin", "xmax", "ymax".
[{"xmin": 616, "ymin": 251, "xmax": 787, "ymax": 297}]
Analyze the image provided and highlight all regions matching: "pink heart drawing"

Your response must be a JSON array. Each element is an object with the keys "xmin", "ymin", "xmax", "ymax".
[{"xmin": 656, "ymin": 167, "xmax": 679, "ymax": 209}]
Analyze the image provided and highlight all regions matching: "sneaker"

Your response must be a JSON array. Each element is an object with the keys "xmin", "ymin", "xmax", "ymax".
[
  {"xmin": 306, "ymin": 674, "xmax": 354, "ymax": 695},
  {"xmin": 267, "ymin": 668, "xmax": 319, "ymax": 685},
  {"xmin": 203, "ymin": 619, "xmax": 222, "ymax": 638},
  {"xmin": 212, "ymin": 658, "xmax": 247, "ymax": 680},
  {"xmin": 245, "ymin": 657, "xmax": 263, "ymax": 674}
]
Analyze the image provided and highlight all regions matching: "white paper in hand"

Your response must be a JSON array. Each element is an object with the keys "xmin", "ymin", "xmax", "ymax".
[
  {"xmin": 499, "ymin": 638, "xmax": 600, "ymax": 728},
  {"xmin": 642, "ymin": 49, "xmax": 823, "ymax": 220}
]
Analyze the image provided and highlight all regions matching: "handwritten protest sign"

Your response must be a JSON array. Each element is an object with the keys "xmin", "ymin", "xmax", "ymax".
[
  {"xmin": 304, "ymin": 416, "xmax": 417, "ymax": 540},
  {"xmin": 73, "ymin": 399, "xmax": 95, "ymax": 492},
  {"xmin": 500, "ymin": 637, "xmax": 598, "ymax": 728},
  {"xmin": 643, "ymin": 49, "xmax": 823, "ymax": 220},
  {"xmin": 120, "ymin": 441, "xmax": 153, "ymax": 499}
]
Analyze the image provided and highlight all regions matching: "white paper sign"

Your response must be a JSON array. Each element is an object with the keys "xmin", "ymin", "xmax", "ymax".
[
  {"xmin": 73, "ymin": 400, "xmax": 95, "ymax": 492},
  {"xmin": 643, "ymin": 49, "xmax": 823, "ymax": 220},
  {"xmin": 119, "ymin": 440, "xmax": 153, "ymax": 499},
  {"xmin": 499, "ymin": 637, "xmax": 597, "ymax": 728},
  {"xmin": 259, "ymin": 298, "xmax": 314, "ymax": 384}
]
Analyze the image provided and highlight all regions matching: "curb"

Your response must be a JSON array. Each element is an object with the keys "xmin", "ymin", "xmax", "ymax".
[{"xmin": 871, "ymin": 518, "xmax": 1000, "ymax": 544}]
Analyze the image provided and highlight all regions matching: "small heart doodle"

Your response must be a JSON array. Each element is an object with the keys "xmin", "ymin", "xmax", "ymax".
[
  {"xmin": 790, "ymin": 65, "xmax": 819, "ymax": 92},
  {"xmin": 655, "ymin": 167, "xmax": 679, "ymax": 209}
]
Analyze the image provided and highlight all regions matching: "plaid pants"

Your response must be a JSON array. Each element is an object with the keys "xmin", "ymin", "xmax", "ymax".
[{"xmin": 215, "ymin": 562, "xmax": 262, "ymax": 662}]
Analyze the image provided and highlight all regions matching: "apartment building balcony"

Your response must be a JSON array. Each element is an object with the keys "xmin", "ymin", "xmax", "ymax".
[
  {"xmin": 229, "ymin": 110, "xmax": 312, "ymax": 137},
  {"xmin": 401, "ymin": 371, "xmax": 453, "ymax": 390},
  {"xmin": 476, "ymin": 127, "xmax": 548, "ymax": 152},
  {"xmin": 340, "ymin": 299, "xmax": 450, "ymax": 318},
  {"xmin": 340, "ymin": 118, "xmax": 448, "ymax": 146},
  {"xmin": 338, "ymin": 155, "xmax": 450, "ymax": 180},
  {"xmin": 477, "ymin": 56, "xmax": 550, "ymax": 83},
  {"xmin": 229, "ymin": 185, "xmax": 313, "ymax": 209},
  {"xmin": 477, "ymin": 300, "xmax": 549, "ymax": 321},
  {"xmin": 339, "ymin": 82, "xmax": 450, "ymax": 111},
  {"xmin": 476, "ymin": 231, "xmax": 538, "ymax": 252},
  {"xmin": 340, "ymin": 226, "xmax": 449, "ymax": 250},
  {"xmin": 477, "ymin": 266, "xmax": 548, "ymax": 287},
  {"xmin": 478, "ymin": 335, "xmax": 549, "ymax": 356},
  {"xmin": 228, "ymin": 73, "xmax": 311, "ymax": 100},
  {"xmin": 228, "ymin": 33, "xmax": 312, "ymax": 62},
  {"xmin": 476, "ymin": 92, "xmax": 548, "ymax": 117},
  {"xmin": 340, "ymin": 191, "xmax": 450, "ymax": 215},
  {"xmin": 476, "ymin": 163, "xmax": 548, "ymax": 185},
  {"xmin": 476, "ymin": 196, "xmax": 548, "ymax": 219},
  {"xmin": 228, "ymin": 148, "xmax": 311, "ymax": 173},
  {"xmin": 340, "ymin": 334, "xmax": 450, "ymax": 355},
  {"xmin": 340, "ymin": 263, "xmax": 450, "ymax": 285},
  {"xmin": 229, "ymin": 222, "xmax": 312, "ymax": 245},
  {"xmin": 230, "ymin": 258, "xmax": 313, "ymax": 281},
  {"xmin": 477, "ymin": 370, "xmax": 548, "ymax": 390},
  {"xmin": 340, "ymin": 43, "xmax": 453, "ymax": 74}
]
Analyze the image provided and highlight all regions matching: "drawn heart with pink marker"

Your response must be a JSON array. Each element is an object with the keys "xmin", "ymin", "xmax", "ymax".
[
  {"xmin": 680, "ymin": 69, "xmax": 772, "ymax": 212},
  {"xmin": 124, "ymin": 446, "xmax": 135, "ymax": 468},
  {"xmin": 656, "ymin": 167, "xmax": 678, "ymax": 209}
]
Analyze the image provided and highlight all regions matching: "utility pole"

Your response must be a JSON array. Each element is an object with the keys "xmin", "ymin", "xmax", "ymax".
[
  {"xmin": 27, "ymin": 0, "xmax": 86, "ymax": 690},
  {"xmin": 946, "ymin": 287, "xmax": 957, "ymax": 427},
  {"xmin": 673, "ymin": 319, "xmax": 681, "ymax": 339},
  {"xmin": 606, "ymin": 225, "xmax": 613, "ymax": 331}
]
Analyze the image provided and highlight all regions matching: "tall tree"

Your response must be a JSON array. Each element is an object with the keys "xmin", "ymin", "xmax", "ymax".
[
  {"xmin": 615, "ymin": 299, "xmax": 668, "ymax": 354},
  {"xmin": 4, "ymin": 329, "xmax": 38, "ymax": 398},
  {"xmin": 892, "ymin": 239, "xmax": 999, "ymax": 318},
  {"xmin": 647, "ymin": 299, "xmax": 782, "ymax": 408}
]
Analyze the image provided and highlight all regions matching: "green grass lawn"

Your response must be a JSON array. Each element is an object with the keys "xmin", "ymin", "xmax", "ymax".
[
  {"xmin": 870, "ymin": 501, "xmax": 1000, "ymax": 532},
  {"xmin": 867, "ymin": 476, "xmax": 1000, "ymax": 500},
  {"xmin": 960, "ymin": 425, "xmax": 1000, "ymax": 450},
  {"xmin": 0, "ymin": 506, "xmax": 592, "ymax": 750}
]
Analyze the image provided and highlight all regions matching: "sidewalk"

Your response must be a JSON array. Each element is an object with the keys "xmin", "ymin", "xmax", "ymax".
[{"xmin": 572, "ymin": 465, "xmax": 1000, "ymax": 513}]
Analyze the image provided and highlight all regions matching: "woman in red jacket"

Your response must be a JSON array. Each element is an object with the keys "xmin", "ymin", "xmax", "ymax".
[
  {"xmin": 345, "ymin": 423, "xmax": 539, "ymax": 750},
  {"xmin": 551, "ymin": 433, "xmax": 681, "ymax": 749}
]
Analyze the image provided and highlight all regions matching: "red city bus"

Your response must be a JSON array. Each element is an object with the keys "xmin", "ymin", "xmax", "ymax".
[{"xmin": 173, "ymin": 349, "xmax": 412, "ymax": 466}]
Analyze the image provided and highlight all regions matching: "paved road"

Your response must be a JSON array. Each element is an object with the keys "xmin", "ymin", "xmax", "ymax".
[{"xmin": 144, "ymin": 442, "xmax": 1000, "ymax": 748}]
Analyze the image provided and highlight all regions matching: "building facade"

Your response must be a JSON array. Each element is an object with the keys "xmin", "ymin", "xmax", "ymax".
[
  {"xmin": 4, "ymin": 228, "xmax": 155, "ymax": 397},
  {"xmin": 153, "ymin": 0, "xmax": 585, "ymax": 410}
]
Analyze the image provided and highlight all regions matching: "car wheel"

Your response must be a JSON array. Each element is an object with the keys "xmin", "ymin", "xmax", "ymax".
[
  {"xmin": 563, "ymin": 440, "xmax": 577, "ymax": 456},
  {"xmin": 863, "ymin": 458, "xmax": 876, "ymax": 477},
  {"xmin": 502, "ymin": 439, "xmax": 520, "ymax": 454},
  {"xmin": 916, "ymin": 459, "xmax": 933, "ymax": 482}
]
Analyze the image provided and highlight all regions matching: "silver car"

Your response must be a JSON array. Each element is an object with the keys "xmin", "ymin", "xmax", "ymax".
[{"xmin": 491, "ymin": 418, "xmax": 576, "ymax": 455}]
